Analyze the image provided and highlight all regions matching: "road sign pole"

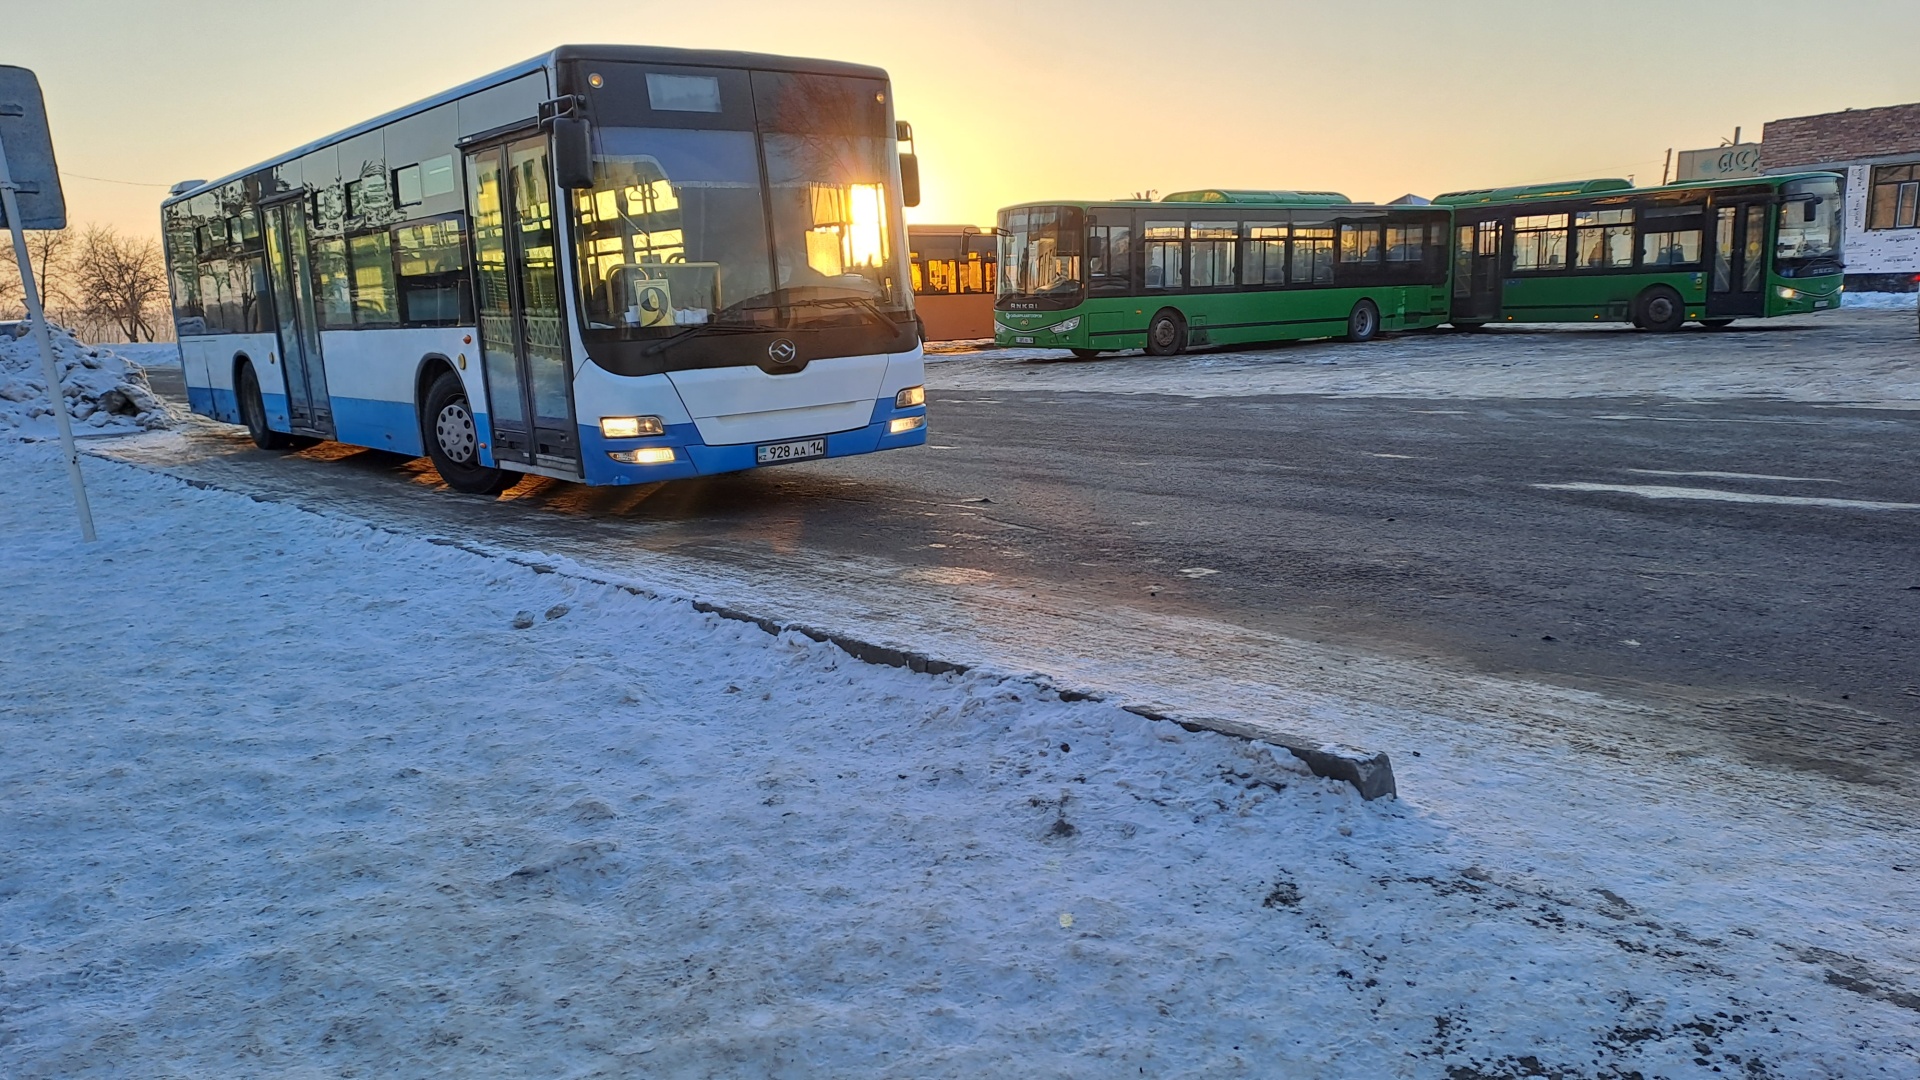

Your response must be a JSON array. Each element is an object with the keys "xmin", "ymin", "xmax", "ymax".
[{"xmin": 0, "ymin": 134, "xmax": 96, "ymax": 542}]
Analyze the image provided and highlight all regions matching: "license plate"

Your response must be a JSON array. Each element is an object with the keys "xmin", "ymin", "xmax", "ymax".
[
  {"xmin": 1813, "ymin": 299, "xmax": 1830, "ymax": 308},
  {"xmin": 756, "ymin": 437, "xmax": 826, "ymax": 465},
  {"xmin": 1015, "ymin": 335, "xmax": 1034, "ymax": 344}
]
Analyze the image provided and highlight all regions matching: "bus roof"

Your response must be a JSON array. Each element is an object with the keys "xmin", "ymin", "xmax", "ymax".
[
  {"xmin": 998, "ymin": 192, "xmax": 1447, "ymax": 214},
  {"xmin": 1431, "ymin": 171, "xmax": 1843, "ymax": 207},
  {"xmin": 161, "ymin": 44, "xmax": 890, "ymax": 208},
  {"xmin": 1160, "ymin": 189, "xmax": 1351, "ymax": 205}
]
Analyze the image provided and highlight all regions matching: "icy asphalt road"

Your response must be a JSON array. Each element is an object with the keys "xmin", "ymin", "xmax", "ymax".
[{"xmin": 134, "ymin": 311, "xmax": 1920, "ymax": 795}]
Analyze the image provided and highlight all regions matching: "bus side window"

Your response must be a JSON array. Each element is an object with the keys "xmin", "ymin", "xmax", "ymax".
[{"xmin": 1088, "ymin": 224, "xmax": 1132, "ymax": 292}]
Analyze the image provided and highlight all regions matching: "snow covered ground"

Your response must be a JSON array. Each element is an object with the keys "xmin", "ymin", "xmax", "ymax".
[
  {"xmin": 929, "ymin": 308, "xmax": 1920, "ymax": 408},
  {"xmin": 5, "ymin": 437, "xmax": 1919, "ymax": 1073}
]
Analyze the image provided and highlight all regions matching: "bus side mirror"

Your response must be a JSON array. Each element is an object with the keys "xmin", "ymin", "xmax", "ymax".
[
  {"xmin": 900, "ymin": 153, "xmax": 921, "ymax": 208},
  {"xmin": 553, "ymin": 117, "xmax": 594, "ymax": 190}
]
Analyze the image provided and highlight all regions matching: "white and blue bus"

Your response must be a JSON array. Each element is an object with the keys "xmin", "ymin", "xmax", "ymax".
[{"xmin": 161, "ymin": 46, "xmax": 929, "ymax": 493}]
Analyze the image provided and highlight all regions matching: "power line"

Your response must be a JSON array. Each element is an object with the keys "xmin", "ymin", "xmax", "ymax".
[{"xmin": 59, "ymin": 170, "xmax": 170, "ymax": 188}]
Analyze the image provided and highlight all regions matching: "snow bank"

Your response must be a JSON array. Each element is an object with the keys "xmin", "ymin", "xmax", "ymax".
[
  {"xmin": 2, "ymin": 440, "xmax": 1915, "ymax": 1077},
  {"xmin": 1841, "ymin": 290, "xmax": 1919, "ymax": 310},
  {"xmin": 0, "ymin": 321, "xmax": 172, "ymax": 439}
]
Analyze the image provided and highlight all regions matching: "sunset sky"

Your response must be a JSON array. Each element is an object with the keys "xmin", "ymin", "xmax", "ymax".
[{"xmin": 10, "ymin": 0, "xmax": 1920, "ymax": 241}]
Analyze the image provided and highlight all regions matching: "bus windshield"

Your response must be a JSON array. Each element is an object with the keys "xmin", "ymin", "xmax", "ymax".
[
  {"xmin": 572, "ymin": 127, "xmax": 902, "ymax": 336},
  {"xmin": 1776, "ymin": 176, "xmax": 1843, "ymax": 262},
  {"xmin": 997, "ymin": 205, "xmax": 1084, "ymax": 307}
]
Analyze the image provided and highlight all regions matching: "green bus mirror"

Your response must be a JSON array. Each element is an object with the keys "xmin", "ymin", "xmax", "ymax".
[{"xmin": 552, "ymin": 116, "xmax": 593, "ymax": 190}]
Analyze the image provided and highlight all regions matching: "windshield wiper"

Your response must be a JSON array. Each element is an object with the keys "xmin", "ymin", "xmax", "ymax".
[{"xmin": 641, "ymin": 321, "xmax": 773, "ymax": 357}]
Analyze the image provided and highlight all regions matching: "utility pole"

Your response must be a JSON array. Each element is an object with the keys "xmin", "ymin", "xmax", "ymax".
[{"xmin": 1661, "ymin": 148, "xmax": 1672, "ymax": 186}]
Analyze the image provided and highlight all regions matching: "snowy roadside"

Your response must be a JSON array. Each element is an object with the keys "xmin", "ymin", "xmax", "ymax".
[
  {"xmin": 0, "ymin": 324, "xmax": 172, "ymax": 438},
  {"xmin": 4, "ymin": 442, "xmax": 1917, "ymax": 1076},
  {"xmin": 926, "ymin": 308, "xmax": 1920, "ymax": 408}
]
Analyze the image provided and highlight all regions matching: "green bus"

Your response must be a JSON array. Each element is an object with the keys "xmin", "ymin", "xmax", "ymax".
[
  {"xmin": 993, "ymin": 191, "xmax": 1454, "ymax": 355},
  {"xmin": 1435, "ymin": 173, "xmax": 1845, "ymax": 331}
]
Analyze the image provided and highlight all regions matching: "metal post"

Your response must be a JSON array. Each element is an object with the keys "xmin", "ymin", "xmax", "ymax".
[{"xmin": 0, "ymin": 133, "xmax": 95, "ymax": 541}]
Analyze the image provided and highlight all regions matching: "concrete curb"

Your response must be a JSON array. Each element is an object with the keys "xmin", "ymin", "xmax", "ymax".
[{"xmin": 152, "ymin": 463, "xmax": 1398, "ymax": 801}]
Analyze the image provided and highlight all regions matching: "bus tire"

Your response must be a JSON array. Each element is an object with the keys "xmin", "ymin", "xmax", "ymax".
[
  {"xmin": 1699, "ymin": 318, "xmax": 1736, "ymax": 329},
  {"xmin": 1346, "ymin": 300, "xmax": 1380, "ymax": 342},
  {"xmin": 1450, "ymin": 320, "xmax": 1486, "ymax": 332},
  {"xmin": 1069, "ymin": 348, "xmax": 1103, "ymax": 359},
  {"xmin": 1145, "ymin": 309, "xmax": 1186, "ymax": 356},
  {"xmin": 1636, "ymin": 287, "xmax": 1685, "ymax": 333},
  {"xmin": 237, "ymin": 361, "xmax": 295, "ymax": 450},
  {"xmin": 423, "ymin": 370, "xmax": 510, "ymax": 495}
]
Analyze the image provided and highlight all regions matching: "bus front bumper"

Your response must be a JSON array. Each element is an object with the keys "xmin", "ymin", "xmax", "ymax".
[{"xmin": 576, "ymin": 398, "xmax": 928, "ymax": 485}]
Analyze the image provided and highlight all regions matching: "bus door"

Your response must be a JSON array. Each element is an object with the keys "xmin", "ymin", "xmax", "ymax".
[
  {"xmin": 463, "ymin": 135, "xmax": 579, "ymax": 474},
  {"xmin": 1707, "ymin": 199, "xmax": 1769, "ymax": 318},
  {"xmin": 1452, "ymin": 218, "xmax": 1503, "ymax": 322},
  {"xmin": 261, "ymin": 197, "xmax": 334, "ymax": 436}
]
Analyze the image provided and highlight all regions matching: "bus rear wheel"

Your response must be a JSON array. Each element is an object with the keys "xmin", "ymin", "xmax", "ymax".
[
  {"xmin": 1145, "ymin": 310, "xmax": 1186, "ymax": 356},
  {"xmin": 1636, "ymin": 287, "xmax": 1685, "ymax": 333},
  {"xmin": 423, "ymin": 370, "xmax": 512, "ymax": 495},
  {"xmin": 1346, "ymin": 300, "xmax": 1380, "ymax": 342},
  {"xmin": 237, "ymin": 361, "xmax": 295, "ymax": 451}
]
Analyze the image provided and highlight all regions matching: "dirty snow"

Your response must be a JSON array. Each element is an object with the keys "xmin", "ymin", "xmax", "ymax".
[
  {"xmin": 0, "ymin": 321, "xmax": 172, "ymax": 438},
  {"xmin": 1841, "ymin": 290, "xmax": 1919, "ymax": 310},
  {"xmin": 3, "ymin": 436, "xmax": 1918, "ymax": 1077}
]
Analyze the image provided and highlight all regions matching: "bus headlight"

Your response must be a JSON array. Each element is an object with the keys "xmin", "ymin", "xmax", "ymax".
[
  {"xmin": 895, "ymin": 385, "xmax": 925, "ymax": 408},
  {"xmin": 600, "ymin": 415, "xmax": 665, "ymax": 438},
  {"xmin": 1776, "ymin": 286, "xmax": 1799, "ymax": 300},
  {"xmin": 889, "ymin": 415, "xmax": 926, "ymax": 435},
  {"xmin": 1048, "ymin": 316, "xmax": 1082, "ymax": 334},
  {"xmin": 607, "ymin": 446, "xmax": 677, "ymax": 464},
  {"xmin": 994, "ymin": 322, "xmax": 1015, "ymax": 336}
]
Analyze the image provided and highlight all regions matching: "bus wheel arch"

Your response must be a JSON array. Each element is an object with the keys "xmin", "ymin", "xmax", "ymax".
[
  {"xmin": 1145, "ymin": 308, "xmax": 1187, "ymax": 356},
  {"xmin": 1346, "ymin": 299, "xmax": 1381, "ymax": 342},
  {"xmin": 233, "ymin": 354, "xmax": 294, "ymax": 451},
  {"xmin": 419, "ymin": 365, "xmax": 511, "ymax": 495},
  {"xmin": 1635, "ymin": 286, "xmax": 1685, "ymax": 333}
]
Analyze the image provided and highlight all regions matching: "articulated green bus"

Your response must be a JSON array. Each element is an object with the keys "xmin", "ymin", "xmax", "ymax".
[
  {"xmin": 993, "ymin": 191, "xmax": 1453, "ymax": 355},
  {"xmin": 1435, "ymin": 173, "xmax": 1845, "ymax": 331}
]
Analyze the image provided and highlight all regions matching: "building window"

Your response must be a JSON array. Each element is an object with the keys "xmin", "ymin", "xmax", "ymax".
[
  {"xmin": 1573, "ymin": 208, "xmax": 1634, "ymax": 269},
  {"xmin": 1868, "ymin": 163, "xmax": 1920, "ymax": 230},
  {"xmin": 1511, "ymin": 214, "xmax": 1568, "ymax": 271}
]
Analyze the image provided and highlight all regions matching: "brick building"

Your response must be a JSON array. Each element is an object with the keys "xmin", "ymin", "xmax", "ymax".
[{"xmin": 1762, "ymin": 102, "xmax": 1920, "ymax": 292}]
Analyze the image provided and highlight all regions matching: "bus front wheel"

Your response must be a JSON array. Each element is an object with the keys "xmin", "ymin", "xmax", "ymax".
[
  {"xmin": 1069, "ymin": 348, "xmax": 1103, "ymax": 359},
  {"xmin": 1699, "ymin": 318, "xmax": 1736, "ymax": 330},
  {"xmin": 1346, "ymin": 300, "xmax": 1380, "ymax": 342},
  {"xmin": 1636, "ymin": 287, "xmax": 1685, "ymax": 333},
  {"xmin": 423, "ymin": 370, "xmax": 512, "ymax": 495},
  {"xmin": 1145, "ymin": 310, "xmax": 1186, "ymax": 356}
]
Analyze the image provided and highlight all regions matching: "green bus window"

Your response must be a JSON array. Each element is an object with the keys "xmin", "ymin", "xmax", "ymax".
[
  {"xmin": 1641, "ymin": 229, "xmax": 1702, "ymax": 267},
  {"xmin": 1189, "ymin": 222, "xmax": 1236, "ymax": 287},
  {"xmin": 1339, "ymin": 223, "xmax": 1383, "ymax": 265},
  {"xmin": 1384, "ymin": 225, "xmax": 1422, "ymax": 263},
  {"xmin": 1292, "ymin": 225, "xmax": 1334, "ymax": 285},
  {"xmin": 348, "ymin": 231, "xmax": 399, "ymax": 324},
  {"xmin": 1453, "ymin": 226, "xmax": 1473, "ymax": 296},
  {"xmin": 1573, "ymin": 209, "xmax": 1633, "ymax": 269},
  {"xmin": 1742, "ymin": 204, "xmax": 1766, "ymax": 292},
  {"xmin": 1144, "ymin": 220, "xmax": 1184, "ymax": 290},
  {"xmin": 1088, "ymin": 225, "xmax": 1131, "ymax": 291},
  {"xmin": 1867, "ymin": 163, "xmax": 1918, "ymax": 230},
  {"xmin": 1244, "ymin": 222, "xmax": 1287, "ymax": 286},
  {"xmin": 1511, "ymin": 214, "xmax": 1568, "ymax": 271}
]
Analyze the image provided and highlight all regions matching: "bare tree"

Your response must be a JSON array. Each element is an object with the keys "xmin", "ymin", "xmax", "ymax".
[
  {"xmin": 0, "ymin": 228, "xmax": 75, "ymax": 317},
  {"xmin": 70, "ymin": 225, "xmax": 167, "ymax": 342}
]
